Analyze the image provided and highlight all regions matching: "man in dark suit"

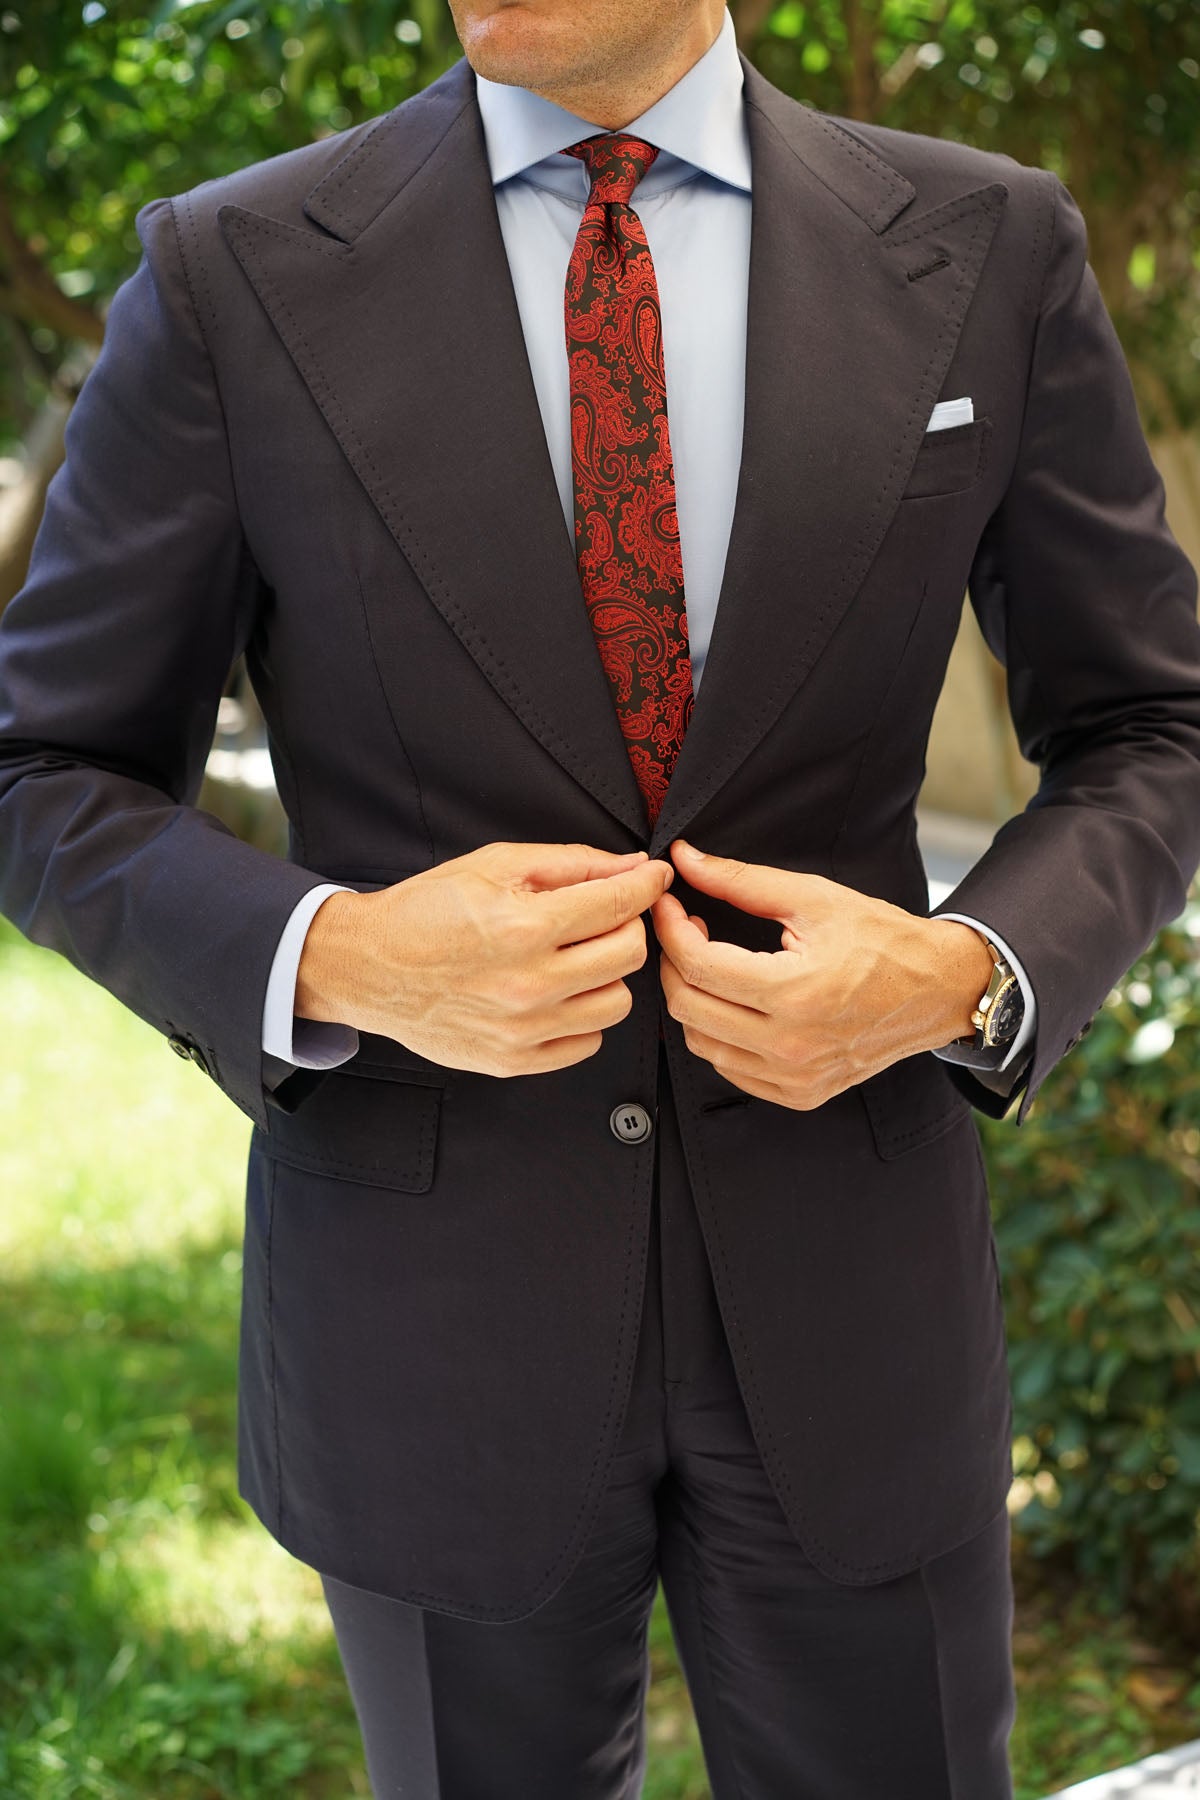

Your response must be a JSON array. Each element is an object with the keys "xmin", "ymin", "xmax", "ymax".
[{"xmin": 3, "ymin": 0, "xmax": 1200, "ymax": 1793}]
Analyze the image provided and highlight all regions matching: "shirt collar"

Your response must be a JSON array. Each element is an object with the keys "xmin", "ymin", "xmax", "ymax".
[{"xmin": 473, "ymin": 6, "xmax": 751, "ymax": 196}]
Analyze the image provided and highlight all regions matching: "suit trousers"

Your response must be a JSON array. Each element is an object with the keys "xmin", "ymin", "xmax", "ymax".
[{"xmin": 318, "ymin": 1042, "xmax": 1017, "ymax": 1799}]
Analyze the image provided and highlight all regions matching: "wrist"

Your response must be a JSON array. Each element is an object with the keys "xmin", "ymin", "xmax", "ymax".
[
  {"xmin": 920, "ymin": 917, "xmax": 995, "ymax": 1046},
  {"xmin": 295, "ymin": 889, "xmax": 367, "ymax": 1024}
]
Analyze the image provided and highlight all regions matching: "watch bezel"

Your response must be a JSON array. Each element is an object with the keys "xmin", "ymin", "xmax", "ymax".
[{"xmin": 981, "ymin": 972, "xmax": 1023, "ymax": 1047}]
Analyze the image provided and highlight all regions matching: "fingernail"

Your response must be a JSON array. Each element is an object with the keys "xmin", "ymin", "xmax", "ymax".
[{"xmin": 674, "ymin": 839, "xmax": 702, "ymax": 858}]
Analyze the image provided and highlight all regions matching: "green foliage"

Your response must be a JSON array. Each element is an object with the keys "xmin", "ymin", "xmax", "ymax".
[
  {"xmin": 2, "ymin": 0, "xmax": 1198, "ymax": 452},
  {"xmin": 0, "ymin": 918, "xmax": 358, "ymax": 1797},
  {"xmin": 752, "ymin": 0, "xmax": 1200, "ymax": 433},
  {"xmin": 0, "ymin": 0, "xmax": 462, "ymax": 446},
  {"xmin": 982, "ymin": 885, "xmax": 1200, "ymax": 1616}
]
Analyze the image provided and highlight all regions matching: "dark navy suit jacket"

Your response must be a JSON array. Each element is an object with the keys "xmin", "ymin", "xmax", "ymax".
[{"xmin": 2, "ymin": 53, "xmax": 1199, "ymax": 1618}]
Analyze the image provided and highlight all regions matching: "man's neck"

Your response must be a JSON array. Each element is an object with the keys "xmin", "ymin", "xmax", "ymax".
[{"xmin": 522, "ymin": 14, "xmax": 723, "ymax": 129}]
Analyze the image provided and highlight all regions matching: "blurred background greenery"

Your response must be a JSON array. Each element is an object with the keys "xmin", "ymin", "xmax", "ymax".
[{"xmin": 2, "ymin": 1, "xmax": 1200, "ymax": 1795}]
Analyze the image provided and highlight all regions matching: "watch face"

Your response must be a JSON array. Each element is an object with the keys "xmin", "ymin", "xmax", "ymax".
[{"xmin": 985, "ymin": 976, "xmax": 1024, "ymax": 1047}]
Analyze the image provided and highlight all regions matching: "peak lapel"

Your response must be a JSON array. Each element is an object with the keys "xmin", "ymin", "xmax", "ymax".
[
  {"xmin": 216, "ymin": 56, "xmax": 1008, "ymax": 855},
  {"xmin": 217, "ymin": 60, "xmax": 649, "ymax": 840},
  {"xmin": 647, "ymin": 60, "xmax": 1009, "ymax": 855}
]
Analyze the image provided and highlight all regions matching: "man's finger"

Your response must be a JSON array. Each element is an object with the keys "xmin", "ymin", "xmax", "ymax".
[
  {"xmin": 669, "ymin": 839, "xmax": 834, "ymax": 927},
  {"xmin": 659, "ymin": 950, "xmax": 773, "ymax": 1049},
  {"xmin": 508, "ymin": 842, "xmax": 650, "ymax": 892},
  {"xmin": 651, "ymin": 893, "xmax": 774, "ymax": 1007},
  {"xmin": 541, "ymin": 856, "xmax": 674, "ymax": 946},
  {"xmin": 673, "ymin": 1020, "xmax": 770, "ymax": 1077}
]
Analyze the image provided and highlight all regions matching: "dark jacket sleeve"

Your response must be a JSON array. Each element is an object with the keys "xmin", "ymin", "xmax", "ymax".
[
  {"xmin": 0, "ymin": 194, "xmax": 329, "ymax": 1130},
  {"xmin": 930, "ymin": 169, "xmax": 1200, "ymax": 1125}
]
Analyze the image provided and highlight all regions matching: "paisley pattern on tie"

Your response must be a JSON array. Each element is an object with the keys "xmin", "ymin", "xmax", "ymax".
[{"xmin": 562, "ymin": 133, "xmax": 694, "ymax": 827}]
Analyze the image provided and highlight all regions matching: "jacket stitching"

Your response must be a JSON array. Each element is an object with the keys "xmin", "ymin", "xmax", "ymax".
[
  {"xmin": 308, "ymin": 89, "xmax": 476, "ymax": 230},
  {"xmin": 663, "ymin": 199, "xmax": 997, "ymax": 838},
  {"xmin": 671, "ymin": 1039, "xmax": 990, "ymax": 1577},
  {"xmin": 262, "ymin": 1093, "xmax": 440, "ymax": 1187},
  {"xmin": 745, "ymin": 97, "xmax": 910, "ymax": 226},
  {"xmin": 222, "ymin": 211, "xmax": 639, "ymax": 825},
  {"xmin": 273, "ymin": 1021, "xmax": 654, "ymax": 1620},
  {"xmin": 881, "ymin": 184, "xmax": 1006, "ymax": 248},
  {"xmin": 178, "ymin": 189, "xmax": 218, "ymax": 342}
]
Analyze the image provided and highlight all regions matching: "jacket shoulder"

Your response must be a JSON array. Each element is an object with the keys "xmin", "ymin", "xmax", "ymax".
[
  {"xmin": 166, "ymin": 56, "xmax": 473, "ymax": 233},
  {"xmin": 128, "ymin": 111, "xmax": 381, "ymax": 342},
  {"xmin": 159, "ymin": 109, "xmax": 381, "ymax": 240},
  {"xmin": 827, "ymin": 112, "xmax": 1049, "ymax": 219},
  {"xmin": 826, "ymin": 112, "xmax": 1057, "ymax": 309},
  {"xmin": 143, "ymin": 60, "xmax": 475, "ymax": 339}
]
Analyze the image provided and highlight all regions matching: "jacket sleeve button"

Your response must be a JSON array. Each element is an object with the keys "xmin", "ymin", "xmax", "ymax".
[{"xmin": 167, "ymin": 1034, "xmax": 211, "ymax": 1076}]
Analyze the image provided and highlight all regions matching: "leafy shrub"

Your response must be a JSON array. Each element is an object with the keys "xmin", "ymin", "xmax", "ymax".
[{"xmin": 980, "ymin": 882, "xmax": 1200, "ymax": 1619}]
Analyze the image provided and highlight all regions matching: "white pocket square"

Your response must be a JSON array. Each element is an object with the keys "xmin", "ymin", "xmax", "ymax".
[{"xmin": 926, "ymin": 396, "xmax": 974, "ymax": 432}]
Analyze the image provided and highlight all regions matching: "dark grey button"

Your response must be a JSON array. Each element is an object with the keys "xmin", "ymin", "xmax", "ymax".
[
  {"xmin": 610, "ymin": 1103, "xmax": 653, "ymax": 1144},
  {"xmin": 168, "ymin": 1034, "xmax": 193, "ymax": 1060}
]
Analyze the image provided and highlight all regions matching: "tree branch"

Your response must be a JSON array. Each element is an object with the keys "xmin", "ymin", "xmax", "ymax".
[
  {"xmin": 730, "ymin": 0, "xmax": 776, "ymax": 56},
  {"xmin": 0, "ymin": 171, "xmax": 105, "ymax": 347},
  {"xmin": 842, "ymin": 0, "xmax": 880, "ymax": 120}
]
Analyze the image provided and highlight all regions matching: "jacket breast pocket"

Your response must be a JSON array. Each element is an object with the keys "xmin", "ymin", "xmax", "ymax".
[
  {"xmin": 856, "ymin": 1050, "xmax": 974, "ymax": 1160},
  {"xmin": 900, "ymin": 415, "xmax": 992, "ymax": 501},
  {"xmin": 253, "ymin": 1059, "xmax": 445, "ymax": 1193}
]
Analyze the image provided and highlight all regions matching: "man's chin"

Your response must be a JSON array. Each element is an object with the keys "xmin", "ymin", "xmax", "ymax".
[{"xmin": 457, "ymin": 11, "xmax": 580, "ymax": 90}]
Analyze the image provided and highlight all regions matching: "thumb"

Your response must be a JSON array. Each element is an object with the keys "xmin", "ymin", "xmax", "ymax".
[
  {"xmin": 670, "ymin": 839, "xmax": 818, "ymax": 926},
  {"xmin": 505, "ymin": 843, "xmax": 649, "ymax": 892}
]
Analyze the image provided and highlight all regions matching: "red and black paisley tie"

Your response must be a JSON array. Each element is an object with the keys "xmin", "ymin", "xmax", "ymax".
[{"xmin": 562, "ymin": 133, "xmax": 694, "ymax": 828}]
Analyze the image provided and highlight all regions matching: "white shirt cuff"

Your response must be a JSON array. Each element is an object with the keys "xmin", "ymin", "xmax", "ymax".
[
  {"xmin": 262, "ymin": 883, "xmax": 360, "ymax": 1069},
  {"xmin": 929, "ymin": 912, "xmax": 1037, "ymax": 1071}
]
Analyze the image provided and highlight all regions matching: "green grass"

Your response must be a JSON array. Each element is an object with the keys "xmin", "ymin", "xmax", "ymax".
[{"xmin": 2, "ymin": 911, "xmax": 1200, "ymax": 1798}]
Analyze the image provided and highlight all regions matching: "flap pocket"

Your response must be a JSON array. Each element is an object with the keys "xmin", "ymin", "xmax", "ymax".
[
  {"xmin": 254, "ymin": 1068, "xmax": 443, "ymax": 1192},
  {"xmin": 339, "ymin": 1028, "xmax": 451, "ymax": 1087},
  {"xmin": 857, "ymin": 1051, "xmax": 973, "ymax": 1160},
  {"xmin": 901, "ymin": 415, "xmax": 991, "ymax": 500}
]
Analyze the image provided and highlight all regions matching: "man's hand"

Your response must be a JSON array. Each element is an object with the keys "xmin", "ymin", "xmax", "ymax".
[
  {"xmin": 651, "ymin": 839, "xmax": 994, "ymax": 1109},
  {"xmin": 295, "ymin": 841, "xmax": 673, "ymax": 1076}
]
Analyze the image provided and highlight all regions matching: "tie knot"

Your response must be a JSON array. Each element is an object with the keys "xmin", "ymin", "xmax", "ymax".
[{"xmin": 562, "ymin": 133, "xmax": 658, "ymax": 205}]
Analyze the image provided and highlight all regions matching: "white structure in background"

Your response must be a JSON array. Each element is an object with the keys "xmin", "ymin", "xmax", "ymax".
[
  {"xmin": 915, "ymin": 808, "xmax": 994, "ymax": 907},
  {"xmin": 1046, "ymin": 1739, "xmax": 1200, "ymax": 1795}
]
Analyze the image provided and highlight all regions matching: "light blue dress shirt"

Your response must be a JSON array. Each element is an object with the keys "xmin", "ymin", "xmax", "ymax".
[{"xmin": 262, "ymin": 6, "xmax": 1036, "ymax": 1085}]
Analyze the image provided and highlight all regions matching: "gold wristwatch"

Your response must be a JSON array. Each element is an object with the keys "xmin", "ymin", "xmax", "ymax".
[{"xmin": 963, "ymin": 937, "xmax": 1025, "ymax": 1051}]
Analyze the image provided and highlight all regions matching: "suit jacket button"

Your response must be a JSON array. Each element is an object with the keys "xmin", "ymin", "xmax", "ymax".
[
  {"xmin": 168, "ymin": 1034, "xmax": 210, "ymax": 1075},
  {"xmin": 610, "ymin": 1103, "xmax": 653, "ymax": 1144}
]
